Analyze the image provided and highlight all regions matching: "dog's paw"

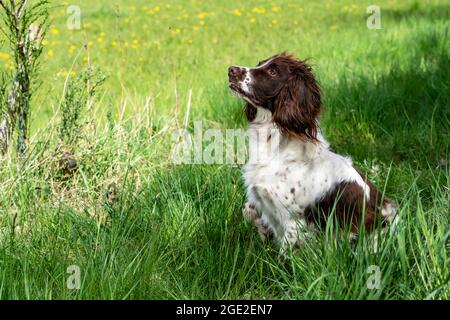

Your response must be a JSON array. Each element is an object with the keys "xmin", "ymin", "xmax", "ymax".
[
  {"xmin": 242, "ymin": 202, "xmax": 259, "ymax": 222},
  {"xmin": 242, "ymin": 203, "xmax": 273, "ymax": 243},
  {"xmin": 255, "ymin": 221, "xmax": 272, "ymax": 243}
]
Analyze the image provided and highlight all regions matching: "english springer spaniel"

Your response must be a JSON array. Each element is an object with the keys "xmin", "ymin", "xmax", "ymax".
[{"xmin": 228, "ymin": 52, "xmax": 397, "ymax": 251}]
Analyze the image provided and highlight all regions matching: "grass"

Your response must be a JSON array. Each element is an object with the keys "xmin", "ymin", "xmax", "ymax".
[{"xmin": 0, "ymin": 0, "xmax": 449, "ymax": 299}]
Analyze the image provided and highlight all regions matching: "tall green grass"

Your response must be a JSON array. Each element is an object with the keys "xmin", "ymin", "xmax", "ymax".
[{"xmin": 0, "ymin": 0, "xmax": 448, "ymax": 299}]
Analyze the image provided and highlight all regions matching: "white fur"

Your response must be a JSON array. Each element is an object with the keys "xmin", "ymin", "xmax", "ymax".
[{"xmin": 243, "ymin": 107, "xmax": 371, "ymax": 249}]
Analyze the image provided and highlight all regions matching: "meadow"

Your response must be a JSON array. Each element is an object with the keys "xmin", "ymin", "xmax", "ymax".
[{"xmin": 0, "ymin": 0, "xmax": 448, "ymax": 299}]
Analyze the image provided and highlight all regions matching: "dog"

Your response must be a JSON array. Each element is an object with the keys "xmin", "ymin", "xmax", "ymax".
[{"xmin": 228, "ymin": 52, "xmax": 396, "ymax": 250}]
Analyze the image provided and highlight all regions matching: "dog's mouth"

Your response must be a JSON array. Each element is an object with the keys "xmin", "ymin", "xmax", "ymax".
[
  {"xmin": 228, "ymin": 80, "xmax": 249, "ymax": 97},
  {"xmin": 229, "ymin": 82, "xmax": 256, "ymax": 106},
  {"xmin": 228, "ymin": 82, "xmax": 242, "ymax": 94}
]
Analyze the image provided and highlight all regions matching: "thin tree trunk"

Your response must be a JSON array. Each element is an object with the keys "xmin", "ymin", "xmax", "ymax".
[
  {"xmin": 0, "ymin": 1, "xmax": 43, "ymax": 155},
  {"xmin": 0, "ymin": 76, "xmax": 19, "ymax": 154}
]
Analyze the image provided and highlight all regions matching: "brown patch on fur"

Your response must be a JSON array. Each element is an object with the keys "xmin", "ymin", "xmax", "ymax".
[
  {"xmin": 305, "ymin": 178, "xmax": 392, "ymax": 234},
  {"xmin": 271, "ymin": 53, "xmax": 322, "ymax": 142},
  {"xmin": 245, "ymin": 103, "xmax": 257, "ymax": 122},
  {"xmin": 229, "ymin": 52, "xmax": 322, "ymax": 141},
  {"xmin": 355, "ymin": 169, "xmax": 395, "ymax": 229}
]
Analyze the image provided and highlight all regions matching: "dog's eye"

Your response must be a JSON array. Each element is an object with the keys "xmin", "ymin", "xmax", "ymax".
[{"xmin": 267, "ymin": 67, "xmax": 277, "ymax": 76}]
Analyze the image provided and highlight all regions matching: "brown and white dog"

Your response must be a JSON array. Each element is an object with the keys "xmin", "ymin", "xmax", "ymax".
[{"xmin": 228, "ymin": 52, "xmax": 397, "ymax": 250}]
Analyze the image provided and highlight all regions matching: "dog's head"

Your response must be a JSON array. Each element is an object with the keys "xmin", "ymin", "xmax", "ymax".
[{"xmin": 228, "ymin": 52, "xmax": 322, "ymax": 141}]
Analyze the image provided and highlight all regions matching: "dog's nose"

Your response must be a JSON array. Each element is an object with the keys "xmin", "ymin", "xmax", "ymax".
[{"xmin": 228, "ymin": 66, "xmax": 241, "ymax": 77}]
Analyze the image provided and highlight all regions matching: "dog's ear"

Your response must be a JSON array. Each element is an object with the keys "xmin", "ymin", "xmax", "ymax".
[
  {"xmin": 244, "ymin": 102, "xmax": 257, "ymax": 122},
  {"xmin": 273, "ymin": 62, "xmax": 322, "ymax": 141}
]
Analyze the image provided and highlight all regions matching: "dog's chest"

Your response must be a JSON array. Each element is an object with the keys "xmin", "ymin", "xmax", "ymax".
[
  {"xmin": 242, "ymin": 123, "xmax": 356, "ymax": 223},
  {"xmin": 243, "ymin": 157, "xmax": 334, "ymax": 212}
]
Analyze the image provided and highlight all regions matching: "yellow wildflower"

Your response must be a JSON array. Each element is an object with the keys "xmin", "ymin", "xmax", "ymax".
[
  {"xmin": 232, "ymin": 9, "xmax": 242, "ymax": 16},
  {"xmin": 251, "ymin": 7, "xmax": 266, "ymax": 14},
  {"xmin": 272, "ymin": 6, "xmax": 281, "ymax": 13},
  {"xmin": 0, "ymin": 52, "xmax": 11, "ymax": 60},
  {"xmin": 58, "ymin": 68, "xmax": 67, "ymax": 77},
  {"xmin": 197, "ymin": 11, "xmax": 208, "ymax": 19}
]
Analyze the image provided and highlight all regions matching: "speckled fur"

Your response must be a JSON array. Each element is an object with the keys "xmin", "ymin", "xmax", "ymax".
[{"xmin": 242, "ymin": 107, "xmax": 379, "ymax": 249}]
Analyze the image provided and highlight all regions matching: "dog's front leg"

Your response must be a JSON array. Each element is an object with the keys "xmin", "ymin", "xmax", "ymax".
[{"xmin": 242, "ymin": 202, "xmax": 273, "ymax": 243}]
